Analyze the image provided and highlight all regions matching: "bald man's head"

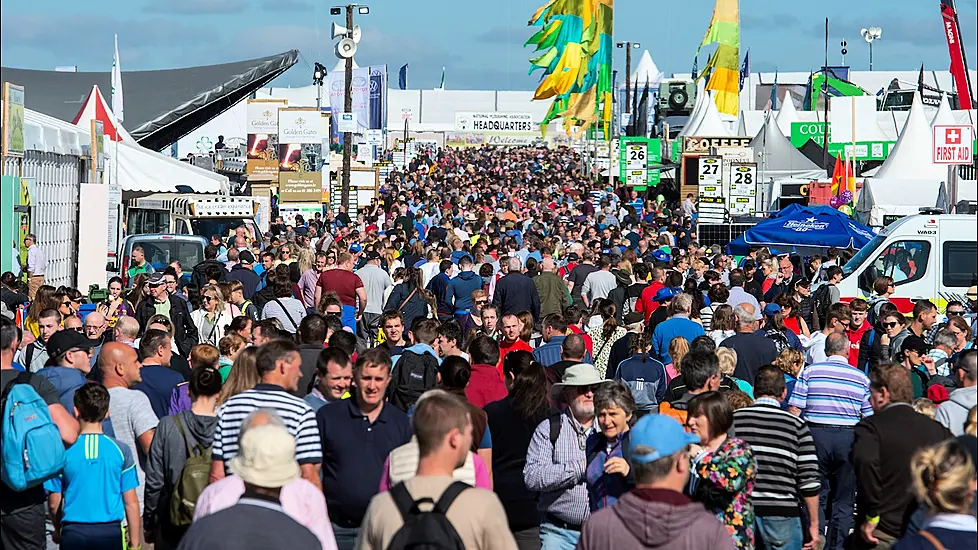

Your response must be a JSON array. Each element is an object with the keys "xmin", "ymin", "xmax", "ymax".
[
  {"xmin": 561, "ymin": 333, "xmax": 586, "ymax": 361},
  {"xmin": 99, "ymin": 341, "xmax": 142, "ymax": 388},
  {"xmin": 541, "ymin": 258, "xmax": 556, "ymax": 273},
  {"xmin": 83, "ymin": 312, "xmax": 107, "ymax": 339},
  {"xmin": 114, "ymin": 316, "xmax": 140, "ymax": 341}
]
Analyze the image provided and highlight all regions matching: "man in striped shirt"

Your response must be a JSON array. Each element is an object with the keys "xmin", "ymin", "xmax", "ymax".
[
  {"xmin": 208, "ymin": 340, "xmax": 322, "ymax": 490},
  {"xmin": 788, "ymin": 332, "xmax": 872, "ymax": 550},
  {"xmin": 733, "ymin": 365, "xmax": 821, "ymax": 550}
]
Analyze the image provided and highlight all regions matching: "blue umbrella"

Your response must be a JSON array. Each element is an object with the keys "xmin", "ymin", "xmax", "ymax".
[{"xmin": 727, "ymin": 205, "xmax": 876, "ymax": 255}]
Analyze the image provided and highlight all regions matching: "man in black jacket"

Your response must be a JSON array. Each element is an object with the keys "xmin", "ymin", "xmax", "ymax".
[
  {"xmin": 135, "ymin": 273, "xmax": 199, "ymax": 357},
  {"xmin": 492, "ymin": 257, "xmax": 541, "ymax": 323},
  {"xmin": 190, "ymin": 244, "xmax": 227, "ymax": 296},
  {"xmin": 851, "ymin": 363, "xmax": 951, "ymax": 549},
  {"xmin": 227, "ymin": 250, "xmax": 261, "ymax": 299}
]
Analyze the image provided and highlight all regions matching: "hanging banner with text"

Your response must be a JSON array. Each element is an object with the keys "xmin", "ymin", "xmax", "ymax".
[
  {"xmin": 328, "ymin": 67, "xmax": 371, "ymax": 131},
  {"xmin": 454, "ymin": 112, "xmax": 536, "ymax": 134},
  {"xmin": 246, "ymin": 98, "xmax": 287, "ymax": 175},
  {"xmin": 278, "ymin": 108, "xmax": 325, "ymax": 203},
  {"xmin": 618, "ymin": 136, "xmax": 661, "ymax": 189}
]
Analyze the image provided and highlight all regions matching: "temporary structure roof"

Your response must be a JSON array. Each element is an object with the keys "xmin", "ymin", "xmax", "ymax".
[
  {"xmin": 775, "ymin": 95, "xmax": 799, "ymax": 137},
  {"xmin": 629, "ymin": 50, "xmax": 664, "ymax": 88},
  {"xmin": 930, "ymin": 94, "xmax": 957, "ymax": 127},
  {"xmin": 1, "ymin": 50, "xmax": 298, "ymax": 151},
  {"xmin": 855, "ymin": 178, "xmax": 948, "ymax": 227},
  {"xmin": 116, "ymin": 139, "xmax": 226, "ymax": 193},
  {"xmin": 72, "ymin": 85, "xmax": 133, "ymax": 142},
  {"xmin": 873, "ymin": 93, "xmax": 946, "ymax": 181},
  {"xmin": 683, "ymin": 91, "xmax": 731, "ymax": 137},
  {"xmin": 750, "ymin": 112, "xmax": 823, "ymax": 180}
]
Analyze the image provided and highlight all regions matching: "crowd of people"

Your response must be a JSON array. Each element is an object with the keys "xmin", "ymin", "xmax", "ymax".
[{"xmin": 1, "ymin": 144, "xmax": 977, "ymax": 550}]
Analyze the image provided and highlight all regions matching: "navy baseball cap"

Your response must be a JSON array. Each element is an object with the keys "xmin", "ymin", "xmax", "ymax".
[
  {"xmin": 629, "ymin": 414, "xmax": 700, "ymax": 464},
  {"xmin": 654, "ymin": 287, "xmax": 677, "ymax": 302}
]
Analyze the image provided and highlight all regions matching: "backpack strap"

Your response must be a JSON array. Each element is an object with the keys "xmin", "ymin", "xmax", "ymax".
[
  {"xmin": 2, "ymin": 371, "xmax": 32, "ymax": 401},
  {"xmin": 173, "ymin": 414, "xmax": 203, "ymax": 457},
  {"xmin": 389, "ymin": 482, "xmax": 418, "ymax": 523},
  {"xmin": 548, "ymin": 413, "xmax": 562, "ymax": 449},
  {"xmin": 917, "ymin": 530, "xmax": 947, "ymax": 550},
  {"xmin": 433, "ymin": 481, "xmax": 469, "ymax": 515}
]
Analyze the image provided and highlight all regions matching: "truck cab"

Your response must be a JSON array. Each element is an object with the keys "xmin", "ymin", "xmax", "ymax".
[
  {"xmin": 125, "ymin": 194, "xmax": 262, "ymax": 244},
  {"xmin": 838, "ymin": 213, "xmax": 978, "ymax": 313}
]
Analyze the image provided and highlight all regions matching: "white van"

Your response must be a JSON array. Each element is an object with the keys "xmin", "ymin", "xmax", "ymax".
[{"xmin": 838, "ymin": 213, "xmax": 978, "ymax": 313}]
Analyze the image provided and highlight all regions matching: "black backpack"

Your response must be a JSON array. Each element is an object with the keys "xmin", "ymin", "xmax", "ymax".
[
  {"xmin": 387, "ymin": 350, "xmax": 439, "ymax": 412},
  {"xmin": 811, "ymin": 284, "xmax": 833, "ymax": 330},
  {"xmin": 387, "ymin": 481, "xmax": 468, "ymax": 550}
]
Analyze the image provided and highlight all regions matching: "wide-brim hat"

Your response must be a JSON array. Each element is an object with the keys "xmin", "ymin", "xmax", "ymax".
[
  {"xmin": 549, "ymin": 363, "xmax": 610, "ymax": 399},
  {"xmin": 228, "ymin": 424, "xmax": 300, "ymax": 489}
]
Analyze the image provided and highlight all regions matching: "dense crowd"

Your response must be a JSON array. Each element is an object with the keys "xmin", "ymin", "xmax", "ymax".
[{"xmin": 1, "ymin": 145, "xmax": 977, "ymax": 550}]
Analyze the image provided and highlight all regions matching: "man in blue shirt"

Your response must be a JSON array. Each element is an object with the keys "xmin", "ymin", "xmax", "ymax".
[
  {"xmin": 36, "ymin": 330, "xmax": 116, "ymax": 437},
  {"xmin": 133, "ymin": 329, "xmax": 185, "ymax": 420},
  {"xmin": 651, "ymin": 293, "xmax": 706, "ymax": 364},
  {"xmin": 316, "ymin": 348, "xmax": 412, "ymax": 550},
  {"xmin": 46, "ymin": 383, "xmax": 141, "ymax": 550}
]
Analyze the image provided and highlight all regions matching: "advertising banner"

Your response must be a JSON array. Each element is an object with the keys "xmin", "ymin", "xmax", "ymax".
[
  {"xmin": 454, "ymin": 112, "xmax": 535, "ymax": 134},
  {"xmin": 328, "ymin": 67, "xmax": 371, "ymax": 131},
  {"xmin": 90, "ymin": 119, "xmax": 105, "ymax": 182},
  {"xmin": 278, "ymin": 108, "xmax": 325, "ymax": 203},
  {"xmin": 3, "ymin": 83, "xmax": 25, "ymax": 158},
  {"xmin": 790, "ymin": 122, "xmax": 895, "ymax": 161},
  {"xmin": 368, "ymin": 65, "xmax": 387, "ymax": 130},
  {"xmin": 246, "ymin": 98, "xmax": 287, "ymax": 175}
]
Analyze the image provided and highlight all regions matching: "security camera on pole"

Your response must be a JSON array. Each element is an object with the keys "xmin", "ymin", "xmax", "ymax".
[{"xmin": 331, "ymin": 4, "xmax": 368, "ymax": 208}]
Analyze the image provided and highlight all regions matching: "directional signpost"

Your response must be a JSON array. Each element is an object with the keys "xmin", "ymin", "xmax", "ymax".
[{"xmin": 618, "ymin": 136, "xmax": 660, "ymax": 190}]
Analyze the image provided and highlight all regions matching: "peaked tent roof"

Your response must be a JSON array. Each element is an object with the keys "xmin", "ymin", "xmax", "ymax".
[
  {"xmin": 1, "ymin": 50, "xmax": 298, "ymax": 151},
  {"xmin": 686, "ymin": 91, "xmax": 731, "ymax": 136},
  {"xmin": 775, "ymin": 93, "xmax": 798, "ymax": 137},
  {"xmin": 630, "ymin": 50, "xmax": 664, "ymax": 88},
  {"xmin": 750, "ymin": 112, "xmax": 823, "ymax": 179},
  {"xmin": 873, "ymin": 93, "xmax": 947, "ymax": 181},
  {"xmin": 678, "ymin": 79, "xmax": 709, "ymax": 137},
  {"xmin": 71, "ymin": 85, "xmax": 133, "ymax": 141},
  {"xmin": 930, "ymin": 94, "xmax": 957, "ymax": 127}
]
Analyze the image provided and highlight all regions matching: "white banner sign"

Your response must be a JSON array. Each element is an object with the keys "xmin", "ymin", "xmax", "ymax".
[
  {"xmin": 454, "ymin": 111, "xmax": 535, "ymax": 134},
  {"xmin": 246, "ymin": 99, "xmax": 288, "ymax": 133},
  {"xmin": 337, "ymin": 113, "xmax": 357, "ymax": 133},
  {"xmin": 328, "ymin": 67, "xmax": 371, "ymax": 131},
  {"xmin": 933, "ymin": 124, "xmax": 974, "ymax": 164},
  {"xmin": 278, "ymin": 108, "xmax": 323, "ymax": 144},
  {"xmin": 624, "ymin": 142, "xmax": 648, "ymax": 187}
]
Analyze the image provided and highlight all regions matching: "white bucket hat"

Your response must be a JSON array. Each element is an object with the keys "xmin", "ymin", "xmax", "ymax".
[
  {"xmin": 550, "ymin": 363, "xmax": 610, "ymax": 400},
  {"xmin": 228, "ymin": 424, "xmax": 300, "ymax": 489}
]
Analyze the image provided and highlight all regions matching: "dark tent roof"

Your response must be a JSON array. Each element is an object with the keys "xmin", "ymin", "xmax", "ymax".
[
  {"xmin": 1, "ymin": 50, "xmax": 298, "ymax": 151},
  {"xmin": 799, "ymin": 139, "xmax": 832, "ymax": 172}
]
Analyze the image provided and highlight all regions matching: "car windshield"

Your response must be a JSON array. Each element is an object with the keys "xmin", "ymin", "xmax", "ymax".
[
  {"xmin": 842, "ymin": 234, "xmax": 886, "ymax": 277},
  {"xmin": 136, "ymin": 240, "xmax": 204, "ymax": 273}
]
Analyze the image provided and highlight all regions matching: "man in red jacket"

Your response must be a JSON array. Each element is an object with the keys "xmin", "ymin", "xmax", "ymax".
[
  {"xmin": 847, "ymin": 299, "xmax": 872, "ymax": 368},
  {"xmin": 465, "ymin": 336, "xmax": 509, "ymax": 408},
  {"xmin": 496, "ymin": 313, "xmax": 533, "ymax": 376},
  {"xmin": 637, "ymin": 267, "xmax": 666, "ymax": 323}
]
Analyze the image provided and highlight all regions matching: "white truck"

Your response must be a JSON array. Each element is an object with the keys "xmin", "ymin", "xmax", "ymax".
[
  {"xmin": 838, "ymin": 213, "xmax": 978, "ymax": 313},
  {"xmin": 124, "ymin": 194, "xmax": 263, "ymax": 243}
]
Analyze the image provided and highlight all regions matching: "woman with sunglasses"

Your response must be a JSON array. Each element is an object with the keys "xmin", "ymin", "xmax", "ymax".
[
  {"xmin": 859, "ymin": 304, "xmax": 909, "ymax": 374},
  {"xmin": 459, "ymin": 289, "xmax": 489, "ymax": 344},
  {"xmin": 190, "ymin": 286, "xmax": 232, "ymax": 347},
  {"xmin": 96, "ymin": 276, "xmax": 135, "ymax": 328}
]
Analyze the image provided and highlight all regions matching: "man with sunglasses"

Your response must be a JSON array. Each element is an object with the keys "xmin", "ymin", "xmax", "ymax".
[
  {"xmin": 134, "ymin": 273, "xmax": 199, "ymax": 358},
  {"xmin": 805, "ymin": 303, "xmax": 852, "ymax": 366},
  {"xmin": 35, "ymin": 330, "xmax": 113, "ymax": 436}
]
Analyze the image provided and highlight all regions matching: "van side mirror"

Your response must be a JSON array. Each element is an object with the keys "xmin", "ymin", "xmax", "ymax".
[{"xmin": 106, "ymin": 261, "xmax": 116, "ymax": 271}]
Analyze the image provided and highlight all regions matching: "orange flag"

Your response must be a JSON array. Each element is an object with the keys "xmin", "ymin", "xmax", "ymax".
[{"xmin": 831, "ymin": 153, "xmax": 845, "ymax": 195}]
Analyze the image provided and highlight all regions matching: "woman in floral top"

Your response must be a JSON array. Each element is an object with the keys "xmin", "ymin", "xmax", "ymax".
[
  {"xmin": 686, "ymin": 391, "xmax": 757, "ymax": 550},
  {"xmin": 586, "ymin": 299, "xmax": 627, "ymax": 378}
]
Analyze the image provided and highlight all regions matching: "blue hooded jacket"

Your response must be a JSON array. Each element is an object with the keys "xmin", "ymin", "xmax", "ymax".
[{"xmin": 446, "ymin": 270, "xmax": 483, "ymax": 314}]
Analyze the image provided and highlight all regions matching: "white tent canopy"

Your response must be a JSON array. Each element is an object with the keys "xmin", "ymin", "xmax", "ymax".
[
  {"xmin": 678, "ymin": 79, "xmax": 708, "ymax": 137},
  {"xmin": 775, "ymin": 95, "xmax": 799, "ymax": 137},
  {"xmin": 116, "ymin": 140, "xmax": 226, "ymax": 193},
  {"xmin": 629, "ymin": 50, "xmax": 664, "ymax": 88},
  {"xmin": 682, "ymin": 91, "xmax": 731, "ymax": 137},
  {"xmin": 856, "ymin": 178, "xmax": 949, "ymax": 227},
  {"xmin": 751, "ymin": 112, "xmax": 823, "ymax": 180},
  {"xmin": 930, "ymin": 94, "xmax": 957, "ymax": 127},
  {"xmin": 873, "ymin": 93, "xmax": 947, "ymax": 181}
]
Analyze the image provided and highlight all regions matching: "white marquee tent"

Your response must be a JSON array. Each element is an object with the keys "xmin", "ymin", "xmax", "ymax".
[{"xmin": 871, "ymin": 93, "xmax": 947, "ymax": 181}]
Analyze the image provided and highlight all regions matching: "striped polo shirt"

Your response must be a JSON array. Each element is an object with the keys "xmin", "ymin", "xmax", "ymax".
[
  {"xmin": 212, "ymin": 383, "xmax": 322, "ymax": 465},
  {"xmin": 787, "ymin": 355, "xmax": 873, "ymax": 426}
]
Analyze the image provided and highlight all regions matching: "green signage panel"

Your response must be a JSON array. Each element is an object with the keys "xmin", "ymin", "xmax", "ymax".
[{"xmin": 618, "ymin": 137, "xmax": 661, "ymax": 187}]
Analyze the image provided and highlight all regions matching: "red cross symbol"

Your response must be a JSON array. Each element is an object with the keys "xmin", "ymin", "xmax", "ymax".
[{"xmin": 946, "ymin": 128, "xmax": 961, "ymax": 144}]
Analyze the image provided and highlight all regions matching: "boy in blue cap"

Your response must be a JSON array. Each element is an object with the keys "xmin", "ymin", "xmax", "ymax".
[{"xmin": 577, "ymin": 415, "xmax": 735, "ymax": 550}]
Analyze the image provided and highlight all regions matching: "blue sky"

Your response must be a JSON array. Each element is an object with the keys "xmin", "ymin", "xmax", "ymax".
[{"xmin": 1, "ymin": 0, "xmax": 975, "ymax": 90}]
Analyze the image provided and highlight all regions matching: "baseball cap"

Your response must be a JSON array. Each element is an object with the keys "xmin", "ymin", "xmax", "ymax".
[
  {"xmin": 628, "ymin": 414, "xmax": 700, "ymax": 464},
  {"xmin": 365, "ymin": 250, "xmax": 382, "ymax": 261},
  {"xmin": 146, "ymin": 272, "xmax": 166, "ymax": 286},
  {"xmin": 349, "ymin": 243, "xmax": 362, "ymax": 253},
  {"xmin": 926, "ymin": 384, "xmax": 950, "ymax": 404},
  {"xmin": 651, "ymin": 250, "xmax": 671, "ymax": 263},
  {"xmin": 763, "ymin": 303, "xmax": 782, "ymax": 317},
  {"xmin": 566, "ymin": 252, "xmax": 580, "ymax": 262},
  {"xmin": 238, "ymin": 250, "xmax": 256, "ymax": 265},
  {"xmin": 45, "ymin": 330, "xmax": 100, "ymax": 363},
  {"xmin": 901, "ymin": 335, "xmax": 930, "ymax": 355},
  {"xmin": 623, "ymin": 311, "xmax": 645, "ymax": 326}
]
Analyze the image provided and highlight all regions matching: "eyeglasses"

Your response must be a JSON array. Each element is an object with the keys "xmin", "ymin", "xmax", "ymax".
[
  {"xmin": 947, "ymin": 310, "xmax": 965, "ymax": 316},
  {"xmin": 839, "ymin": 320, "xmax": 851, "ymax": 327},
  {"xmin": 62, "ymin": 301, "xmax": 72, "ymax": 307},
  {"xmin": 68, "ymin": 326, "xmax": 84, "ymax": 333},
  {"xmin": 883, "ymin": 321, "xmax": 899, "ymax": 329},
  {"xmin": 203, "ymin": 296, "xmax": 214, "ymax": 302}
]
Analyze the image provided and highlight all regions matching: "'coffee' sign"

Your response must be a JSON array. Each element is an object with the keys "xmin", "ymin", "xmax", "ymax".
[{"xmin": 683, "ymin": 136, "xmax": 752, "ymax": 153}]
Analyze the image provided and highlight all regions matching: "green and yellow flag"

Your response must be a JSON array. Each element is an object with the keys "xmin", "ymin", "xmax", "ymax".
[{"xmin": 696, "ymin": 0, "xmax": 740, "ymax": 116}]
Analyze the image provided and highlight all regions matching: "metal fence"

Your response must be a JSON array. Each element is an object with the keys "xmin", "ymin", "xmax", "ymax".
[
  {"xmin": 3, "ymin": 152, "xmax": 82, "ymax": 289},
  {"xmin": 697, "ymin": 223, "xmax": 757, "ymax": 249}
]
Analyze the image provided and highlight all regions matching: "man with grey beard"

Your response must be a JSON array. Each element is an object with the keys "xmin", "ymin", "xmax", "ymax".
[{"xmin": 524, "ymin": 364, "xmax": 611, "ymax": 550}]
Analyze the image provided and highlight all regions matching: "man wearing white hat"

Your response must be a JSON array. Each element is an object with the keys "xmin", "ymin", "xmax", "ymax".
[
  {"xmin": 524, "ymin": 363, "xmax": 610, "ymax": 549},
  {"xmin": 179, "ymin": 422, "xmax": 321, "ymax": 550}
]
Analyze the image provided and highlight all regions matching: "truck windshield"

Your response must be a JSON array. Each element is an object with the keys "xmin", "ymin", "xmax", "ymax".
[
  {"xmin": 137, "ymin": 240, "xmax": 205, "ymax": 273},
  {"xmin": 191, "ymin": 218, "xmax": 257, "ymax": 241},
  {"xmin": 842, "ymin": 234, "xmax": 886, "ymax": 277}
]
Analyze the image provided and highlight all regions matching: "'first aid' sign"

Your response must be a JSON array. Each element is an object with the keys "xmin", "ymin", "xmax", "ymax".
[{"xmin": 933, "ymin": 125, "xmax": 974, "ymax": 164}]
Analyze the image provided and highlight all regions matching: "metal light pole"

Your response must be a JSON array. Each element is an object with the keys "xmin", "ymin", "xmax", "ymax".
[
  {"xmin": 861, "ymin": 27, "xmax": 882, "ymax": 71},
  {"xmin": 313, "ymin": 62, "xmax": 326, "ymax": 110},
  {"xmin": 616, "ymin": 41, "xmax": 641, "ymax": 114},
  {"xmin": 331, "ymin": 4, "xmax": 368, "ymax": 208}
]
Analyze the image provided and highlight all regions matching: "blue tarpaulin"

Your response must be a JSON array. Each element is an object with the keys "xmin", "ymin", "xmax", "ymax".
[{"xmin": 727, "ymin": 204, "xmax": 876, "ymax": 255}]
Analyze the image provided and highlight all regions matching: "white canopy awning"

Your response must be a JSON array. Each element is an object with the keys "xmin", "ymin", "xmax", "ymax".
[
  {"xmin": 873, "ymin": 92, "xmax": 947, "ymax": 182},
  {"xmin": 116, "ymin": 140, "xmax": 227, "ymax": 193},
  {"xmin": 775, "ymin": 95, "xmax": 799, "ymax": 137}
]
